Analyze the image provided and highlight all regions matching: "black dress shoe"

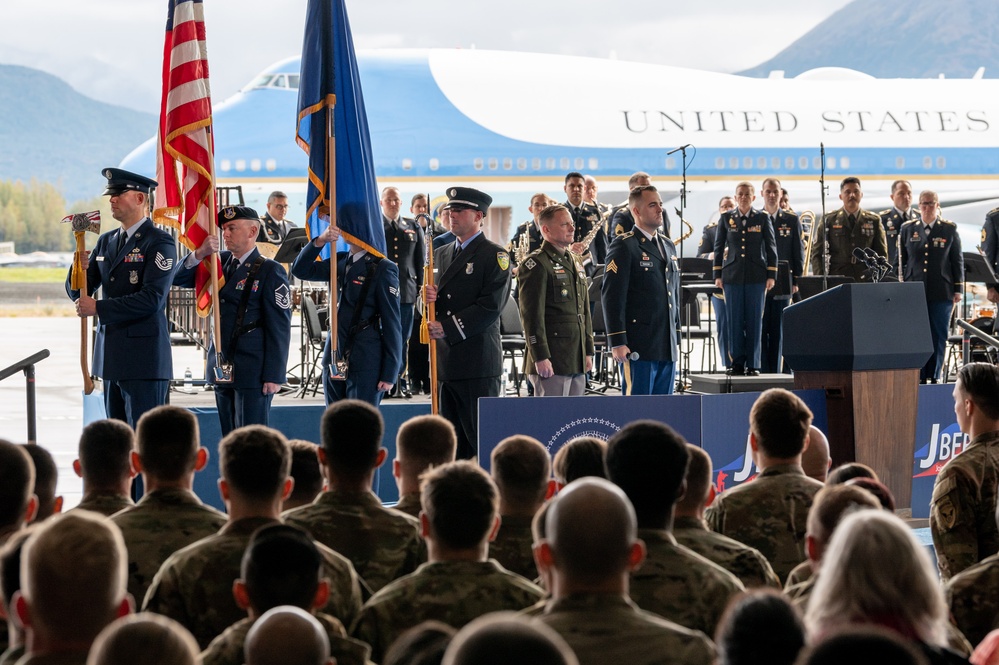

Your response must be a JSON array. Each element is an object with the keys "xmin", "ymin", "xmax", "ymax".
[
  {"xmin": 726, "ymin": 366, "xmax": 744, "ymax": 376},
  {"xmin": 745, "ymin": 368, "xmax": 760, "ymax": 376},
  {"xmin": 402, "ymin": 389, "xmax": 413, "ymax": 399}
]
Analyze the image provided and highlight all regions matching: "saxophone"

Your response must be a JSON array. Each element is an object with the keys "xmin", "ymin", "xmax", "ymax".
[{"xmin": 514, "ymin": 228, "xmax": 533, "ymax": 265}]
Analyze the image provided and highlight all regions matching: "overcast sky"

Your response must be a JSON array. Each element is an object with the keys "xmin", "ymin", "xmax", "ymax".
[{"xmin": 2, "ymin": 0, "xmax": 854, "ymax": 112}]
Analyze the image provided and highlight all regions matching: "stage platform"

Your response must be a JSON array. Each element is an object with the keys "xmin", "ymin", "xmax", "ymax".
[{"xmin": 688, "ymin": 373, "xmax": 797, "ymax": 394}]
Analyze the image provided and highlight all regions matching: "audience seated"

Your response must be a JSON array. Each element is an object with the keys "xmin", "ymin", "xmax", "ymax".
[
  {"xmin": 443, "ymin": 613, "xmax": 577, "ymax": 665},
  {"xmin": 801, "ymin": 426, "xmax": 831, "ymax": 483},
  {"xmin": 391, "ymin": 416, "xmax": 457, "ymax": 518},
  {"xmin": 489, "ymin": 435, "xmax": 550, "ymax": 579},
  {"xmin": 244, "ymin": 606, "xmax": 333, "ymax": 665},
  {"xmin": 284, "ymin": 440, "xmax": 326, "ymax": 512},
  {"xmin": 21, "ymin": 445, "xmax": 61, "ymax": 522},
  {"xmin": 71, "ymin": 419, "xmax": 135, "ymax": 516},
  {"xmin": 382, "ymin": 621, "xmax": 455, "ymax": 665},
  {"xmin": 550, "ymin": 437, "xmax": 606, "ymax": 496},
  {"xmin": 0, "ymin": 527, "xmax": 36, "ymax": 665},
  {"xmin": 0, "ymin": 440, "xmax": 35, "ymax": 546},
  {"xmin": 796, "ymin": 627, "xmax": 930, "ymax": 665},
  {"xmin": 87, "ymin": 613, "xmax": 198, "ymax": 665},
  {"xmin": 825, "ymin": 462, "xmax": 878, "ymax": 486},
  {"xmin": 714, "ymin": 589, "xmax": 805, "ymax": 665}
]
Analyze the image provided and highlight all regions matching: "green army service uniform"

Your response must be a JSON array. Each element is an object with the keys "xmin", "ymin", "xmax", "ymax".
[
  {"xmin": 629, "ymin": 529, "xmax": 744, "ymax": 636},
  {"xmin": 489, "ymin": 514, "xmax": 538, "ymax": 581},
  {"xmin": 705, "ymin": 464, "xmax": 823, "ymax": 583},
  {"xmin": 930, "ymin": 430, "xmax": 999, "ymax": 580},
  {"xmin": 673, "ymin": 516, "xmax": 781, "ymax": 589},
  {"xmin": 533, "ymin": 593, "xmax": 715, "ymax": 665},
  {"xmin": 72, "ymin": 491, "xmax": 134, "ymax": 517},
  {"xmin": 143, "ymin": 516, "xmax": 364, "ymax": 650},
  {"xmin": 201, "ymin": 612, "xmax": 369, "ymax": 665},
  {"xmin": 809, "ymin": 208, "xmax": 888, "ymax": 281},
  {"xmin": 283, "ymin": 488, "xmax": 426, "ymax": 593},
  {"xmin": 351, "ymin": 559, "xmax": 544, "ymax": 663},
  {"xmin": 110, "ymin": 487, "xmax": 227, "ymax": 605},
  {"xmin": 517, "ymin": 242, "xmax": 594, "ymax": 396}
]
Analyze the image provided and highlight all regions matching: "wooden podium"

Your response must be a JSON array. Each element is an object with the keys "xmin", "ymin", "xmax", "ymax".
[{"xmin": 783, "ymin": 283, "xmax": 933, "ymax": 510}]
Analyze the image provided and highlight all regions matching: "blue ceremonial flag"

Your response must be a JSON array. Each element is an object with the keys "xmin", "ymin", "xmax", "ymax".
[{"xmin": 297, "ymin": 0, "xmax": 384, "ymax": 257}]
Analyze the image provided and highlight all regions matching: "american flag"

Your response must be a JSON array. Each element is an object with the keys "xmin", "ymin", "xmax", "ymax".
[{"xmin": 153, "ymin": 0, "xmax": 217, "ymax": 317}]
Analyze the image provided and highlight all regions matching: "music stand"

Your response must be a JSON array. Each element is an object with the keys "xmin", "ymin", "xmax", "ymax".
[
  {"xmin": 966, "ymin": 251, "xmax": 999, "ymax": 285},
  {"xmin": 273, "ymin": 227, "xmax": 309, "ymax": 264}
]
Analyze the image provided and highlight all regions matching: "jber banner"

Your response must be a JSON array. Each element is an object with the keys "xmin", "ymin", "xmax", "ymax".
[{"xmin": 912, "ymin": 383, "xmax": 965, "ymax": 519}]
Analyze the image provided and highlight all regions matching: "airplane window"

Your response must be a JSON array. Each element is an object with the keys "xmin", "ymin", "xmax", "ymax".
[
  {"xmin": 516, "ymin": 158, "xmax": 526, "ymax": 170},
  {"xmin": 813, "ymin": 157, "xmax": 821, "ymax": 170},
  {"xmin": 235, "ymin": 160, "xmax": 246, "ymax": 171},
  {"xmin": 665, "ymin": 158, "xmax": 675, "ymax": 170},
  {"xmin": 743, "ymin": 157, "xmax": 753, "ymax": 169},
  {"xmin": 937, "ymin": 156, "xmax": 946, "ymax": 169},
  {"xmin": 429, "ymin": 158, "xmax": 440, "ymax": 171},
  {"xmin": 249, "ymin": 75, "xmax": 274, "ymax": 88},
  {"xmin": 402, "ymin": 159, "xmax": 413, "ymax": 170},
  {"xmin": 826, "ymin": 157, "xmax": 836, "ymax": 169},
  {"xmin": 266, "ymin": 159, "xmax": 277, "ymax": 171},
  {"xmin": 895, "ymin": 157, "xmax": 905, "ymax": 169},
  {"xmin": 785, "ymin": 157, "xmax": 794, "ymax": 170},
  {"xmin": 220, "ymin": 159, "xmax": 231, "ymax": 171},
  {"xmin": 250, "ymin": 159, "xmax": 261, "ymax": 172},
  {"xmin": 729, "ymin": 157, "xmax": 739, "ymax": 169},
  {"xmin": 488, "ymin": 158, "xmax": 498, "ymax": 170},
  {"xmin": 546, "ymin": 158, "xmax": 555, "ymax": 170},
  {"xmin": 840, "ymin": 157, "xmax": 850, "ymax": 168},
  {"xmin": 922, "ymin": 156, "xmax": 932, "ymax": 169},
  {"xmin": 588, "ymin": 158, "xmax": 598, "ymax": 170},
  {"xmin": 757, "ymin": 157, "xmax": 766, "ymax": 169},
  {"xmin": 715, "ymin": 157, "xmax": 724, "ymax": 169},
  {"xmin": 273, "ymin": 75, "xmax": 287, "ymax": 89},
  {"xmin": 503, "ymin": 158, "xmax": 512, "ymax": 170},
  {"xmin": 288, "ymin": 75, "xmax": 300, "ymax": 89},
  {"xmin": 574, "ymin": 157, "xmax": 584, "ymax": 169},
  {"xmin": 560, "ymin": 157, "xmax": 570, "ymax": 169},
  {"xmin": 474, "ymin": 159, "xmax": 484, "ymax": 170},
  {"xmin": 532, "ymin": 158, "xmax": 541, "ymax": 170},
  {"xmin": 798, "ymin": 156, "xmax": 808, "ymax": 170},
  {"xmin": 772, "ymin": 157, "xmax": 780, "ymax": 170}
]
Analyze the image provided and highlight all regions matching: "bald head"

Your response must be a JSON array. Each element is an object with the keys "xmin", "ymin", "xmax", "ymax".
[
  {"xmin": 443, "ymin": 613, "xmax": 578, "ymax": 665},
  {"xmin": 546, "ymin": 478, "xmax": 637, "ymax": 586},
  {"xmin": 245, "ymin": 607, "xmax": 330, "ymax": 665},
  {"xmin": 801, "ymin": 426, "xmax": 831, "ymax": 482}
]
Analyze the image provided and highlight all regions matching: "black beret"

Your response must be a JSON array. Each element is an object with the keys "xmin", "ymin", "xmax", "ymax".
[{"xmin": 218, "ymin": 205, "xmax": 260, "ymax": 226}]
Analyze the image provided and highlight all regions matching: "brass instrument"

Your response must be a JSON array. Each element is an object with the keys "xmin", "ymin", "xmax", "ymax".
[
  {"xmin": 572, "ymin": 218, "xmax": 604, "ymax": 257},
  {"xmin": 673, "ymin": 208, "xmax": 695, "ymax": 243},
  {"xmin": 514, "ymin": 226, "xmax": 533, "ymax": 265},
  {"xmin": 799, "ymin": 210, "xmax": 817, "ymax": 275}
]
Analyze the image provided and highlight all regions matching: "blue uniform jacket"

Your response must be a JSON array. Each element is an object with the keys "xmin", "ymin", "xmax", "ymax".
[
  {"xmin": 772, "ymin": 209, "xmax": 805, "ymax": 285},
  {"xmin": 292, "ymin": 243, "xmax": 403, "ymax": 385},
  {"xmin": 900, "ymin": 218, "xmax": 964, "ymax": 302},
  {"xmin": 713, "ymin": 209, "xmax": 779, "ymax": 284},
  {"xmin": 65, "ymin": 218, "xmax": 175, "ymax": 381},
  {"xmin": 601, "ymin": 230, "xmax": 680, "ymax": 362},
  {"xmin": 173, "ymin": 248, "xmax": 292, "ymax": 389}
]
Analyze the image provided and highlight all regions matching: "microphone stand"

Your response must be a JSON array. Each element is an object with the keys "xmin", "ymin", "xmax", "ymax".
[
  {"xmin": 670, "ymin": 144, "xmax": 690, "ymax": 393},
  {"xmin": 820, "ymin": 143, "xmax": 829, "ymax": 292}
]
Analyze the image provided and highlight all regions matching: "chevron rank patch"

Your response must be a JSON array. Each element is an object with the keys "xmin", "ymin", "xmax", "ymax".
[
  {"xmin": 154, "ymin": 252, "xmax": 173, "ymax": 271},
  {"xmin": 274, "ymin": 284, "xmax": 291, "ymax": 310},
  {"xmin": 606, "ymin": 259, "xmax": 618, "ymax": 274}
]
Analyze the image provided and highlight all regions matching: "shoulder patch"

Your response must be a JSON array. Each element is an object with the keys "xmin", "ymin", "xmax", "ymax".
[
  {"xmin": 614, "ymin": 224, "xmax": 626, "ymax": 236},
  {"xmin": 879, "ymin": 208, "xmax": 891, "ymax": 216},
  {"xmin": 274, "ymin": 284, "xmax": 291, "ymax": 310},
  {"xmin": 153, "ymin": 252, "xmax": 173, "ymax": 271},
  {"xmin": 523, "ymin": 257, "xmax": 536, "ymax": 271},
  {"xmin": 983, "ymin": 228, "xmax": 988, "ymax": 244},
  {"xmin": 606, "ymin": 259, "xmax": 618, "ymax": 274},
  {"xmin": 497, "ymin": 252, "xmax": 510, "ymax": 271}
]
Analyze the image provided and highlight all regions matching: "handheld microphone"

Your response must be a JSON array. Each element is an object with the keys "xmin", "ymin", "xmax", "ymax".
[{"xmin": 628, "ymin": 352, "xmax": 640, "ymax": 361}]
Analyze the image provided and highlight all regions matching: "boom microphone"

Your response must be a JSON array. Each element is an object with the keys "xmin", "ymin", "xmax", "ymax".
[
  {"xmin": 667, "ymin": 144, "xmax": 692, "ymax": 155},
  {"xmin": 853, "ymin": 247, "xmax": 874, "ymax": 266}
]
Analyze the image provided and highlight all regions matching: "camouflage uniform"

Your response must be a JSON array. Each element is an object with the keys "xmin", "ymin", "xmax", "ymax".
[
  {"xmin": 673, "ymin": 516, "xmax": 781, "ymax": 589},
  {"xmin": 930, "ymin": 430, "xmax": 999, "ymax": 580},
  {"xmin": 71, "ymin": 491, "xmax": 134, "ymax": 517},
  {"xmin": 201, "ymin": 612, "xmax": 369, "ymax": 665},
  {"xmin": 392, "ymin": 493, "xmax": 422, "ymax": 519},
  {"xmin": 283, "ymin": 489, "xmax": 426, "ymax": 592},
  {"xmin": 705, "ymin": 463, "xmax": 823, "ymax": 583},
  {"xmin": 629, "ymin": 528, "xmax": 744, "ymax": 636},
  {"xmin": 351, "ymin": 560, "xmax": 544, "ymax": 663},
  {"xmin": 783, "ymin": 575, "xmax": 815, "ymax": 612},
  {"xmin": 532, "ymin": 594, "xmax": 715, "ymax": 665},
  {"xmin": 13, "ymin": 650, "xmax": 89, "ymax": 665},
  {"xmin": 143, "ymin": 516, "xmax": 364, "ymax": 650},
  {"xmin": 783, "ymin": 560, "xmax": 813, "ymax": 589},
  {"xmin": 110, "ymin": 487, "xmax": 227, "ymax": 604},
  {"xmin": 946, "ymin": 551, "xmax": 999, "ymax": 647},
  {"xmin": 489, "ymin": 515, "xmax": 538, "ymax": 581},
  {"xmin": 0, "ymin": 645, "xmax": 24, "ymax": 665}
]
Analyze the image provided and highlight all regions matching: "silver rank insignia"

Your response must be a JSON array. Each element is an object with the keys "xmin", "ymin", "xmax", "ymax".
[
  {"xmin": 466, "ymin": 262, "xmax": 474, "ymax": 274},
  {"xmin": 154, "ymin": 252, "xmax": 173, "ymax": 271},
  {"xmin": 274, "ymin": 284, "xmax": 291, "ymax": 310},
  {"xmin": 129, "ymin": 271, "xmax": 139, "ymax": 284}
]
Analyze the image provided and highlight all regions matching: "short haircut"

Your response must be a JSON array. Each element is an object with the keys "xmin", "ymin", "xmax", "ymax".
[
  {"xmin": 718, "ymin": 196, "xmax": 734, "ymax": 208},
  {"xmin": 552, "ymin": 437, "xmax": 606, "ymax": 485},
  {"xmin": 827, "ymin": 462, "xmax": 879, "ymax": 486},
  {"xmin": 88, "ymin": 613, "xmax": 199, "ymax": 665},
  {"xmin": 918, "ymin": 190, "xmax": 939, "ymax": 205},
  {"xmin": 806, "ymin": 484, "xmax": 880, "ymax": 548},
  {"xmin": 564, "ymin": 172, "xmax": 584, "ymax": 184},
  {"xmin": 538, "ymin": 204, "xmax": 569, "ymax": 227},
  {"xmin": 735, "ymin": 181, "xmax": 755, "ymax": 195},
  {"xmin": 443, "ymin": 613, "xmax": 578, "ymax": 665},
  {"xmin": 320, "ymin": 400, "xmax": 384, "ymax": 477},
  {"xmin": 794, "ymin": 627, "xmax": 928, "ymax": 665},
  {"xmin": 530, "ymin": 193, "xmax": 552, "ymax": 207},
  {"xmin": 381, "ymin": 186, "xmax": 400, "ymax": 198},
  {"xmin": 628, "ymin": 184, "xmax": 658, "ymax": 208},
  {"xmin": 245, "ymin": 607, "xmax": 330, "ymax": 665},
  {"xmin": 627, "ymin": 172, "xmax": 651, "ymax": 189},
  {"xmin": 676, "ymin": 444, "xmax": 712, "ymax": 513},
  {"xmin": 22, "ymin": 444, "xmax": 58, "ymax": 520},
  {"xmin": 0, "ymin": 440, "xmax": 34, "ymax": 528},
  {"xmin": 715, "ymin": 589, "xmax": 805, "ymax": 665},
  {"xmin": 22, "ymin": 511, "xmax": 127, "ymax": 643},
  {"xmin": 490, "ymin": 436, "xmax": 551, "ymax": 510},
  {"xmin": 801, "ymin": 427, "xmax": 830, "ymax": 482},
  {"xmin": 890, "ymin": 179, "xmax": 912, "ymax": 194},
  {"xmin": 531, "ymin": 500, "xmax": 551, "ymax": 544},
  {"xmin": 79, "ymin": 419, "xmax": 135, "ymax": 487},
  {"xmin": 749, "ymin": 389, "xmax": 813, "ymax": 459},
  {"xmin": 605, "ymin": 420, "xmax": 689, "ymax": 528},
  {"xmin": 287, "ymin": 440, "xmax": 324, "ymax": 505},
  {"xmin": 383, "ymin": 620, "xmax": 456, "ymax": 665},
  {"xmin": 411, "ymin": 193, "xmax": 428, "ymax": 206},
  {"xmin": 396, "ymin": 415, "xmax": 457, "ymax": 478},
  {"xmin": 840, "ymin": 176, "xmax": 862, "ymax": 191},
  {"xmin": 136, "ymin": 406, "xmax": 201, "ymax": 482},
  {"xmin": 957, "ymin": 362, "xmax": 999, "ymax": 420},
  {"xmin": 242, "ymin": 524, "xmax": 322, "ymax": 612},
  {"xmin": 761, "ymin": 177, "xmax": 781, "ymax": 189},
  {"xmin": 218, "ymin": 426, "xmax": 291, "ymax": 500},
  {"xmin": 844, "ymin": 477, "xmax": 895, "ymax": 511},
  {"xmin": 421, "ymin": 461, "xmax": 498, "ymax": 550},
  {"xmin": 0, "ymin": 525, "xmax": 35, "ymax": 608},
  {"xmin": 267, "ymin": 191, "xmax": 288, "ymax": 203}
]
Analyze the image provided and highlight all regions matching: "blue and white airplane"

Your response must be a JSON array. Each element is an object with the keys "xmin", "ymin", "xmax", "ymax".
[{"xmin": 120, "ymin": 48, "xmax": 999, "ymax": 255}]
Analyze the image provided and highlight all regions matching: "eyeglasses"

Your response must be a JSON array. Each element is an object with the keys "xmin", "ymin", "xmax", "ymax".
[
  {"xmin": 271, "ymin": 204, "xmax": 289, "ymax": 210},
  {"xmin": 918, "ymin": 202, "xmax": 937, "ymax": 207}
]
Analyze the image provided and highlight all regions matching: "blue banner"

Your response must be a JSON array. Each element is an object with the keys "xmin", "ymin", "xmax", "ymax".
[
  {"xmin": 297, "ymin": 0, "xmax": 385, "ymax": 257},
  {"xmin": 911, "ymin": 384, "xmax": 965, "ymax": 518}
]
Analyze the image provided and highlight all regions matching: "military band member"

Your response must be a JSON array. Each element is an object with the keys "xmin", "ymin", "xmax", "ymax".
[
  {"xmin": 518, "ymin": 205, "xmax": 594, "ymax": 396},
  {"xmin": 713, "ymin": 182, "xmax": 777, "ymax": 376},
  {"xmin": 563, "ymin": 171, "xmax": 606, "ymax": 269},
  {"xmin": 606, "ymin": 172, "xmax": 672, "ymax": 240},
  {"xmin": 291, "ymin": 217, "xmax": 403, "ymax": 407},
  {"xmin": 982, "ymin": 206, "xmax": 999, "ymax": 303},
  {"xmin": 698, "ymin": 196, "xmax": 736, "ymax": 370},
  {"xmin": 175, "ymin": 206, "xmax": 292, "ymax": 434},
  {"xmin": 809, "ymin": 177, "xmax": 888, "ymax": 281},
  {"xmin": 67, "ymin": 168, "xmax": 176, "ymax": 428},
  {"xmin": 759, "ymin": 178, "xmax": 804, "ymax": 374},
  {"xmin": 583, "ymin": 175, "xmax": 611, "ymax": 218},
  {"xmin": 879, "ymin": 180, "xmax": 916, "ymax": 275},
  {"xmin": 426, "ymin": 187, "xmax": 512, "ymax": 460},
  {"xmin": 899, "ymin": 191, "xmax": 963, "ymax": 384},
  {"xmin": 779, "ymin": 188, "xmax": 792, "ymax": 212},
  {"xmin": 509, "ymin": 193, "xmax": 550, "ymax": 275},
  {"xmin": 257, "ymin": 191, "xmax": 297, "ymax": 244},
  {"xmin": 601, "ymin": 185, "xmax": 680, "ymax": 395}
]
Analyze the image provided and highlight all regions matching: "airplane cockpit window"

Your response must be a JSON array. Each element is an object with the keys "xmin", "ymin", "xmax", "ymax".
[
  {"xmin": 273, "ymin": 75, "xmax": 288, "ymax": 88},
  {"xmin": 288, "ymin": 75, "xmax": 300, "ymax": 89},
  {"xmin": 247, "ymin": 73, "xmax": 299, "ymax": 90},
  {"xmin": 249, "ymin": 74, "xmax": 276, "ymax": 88}
]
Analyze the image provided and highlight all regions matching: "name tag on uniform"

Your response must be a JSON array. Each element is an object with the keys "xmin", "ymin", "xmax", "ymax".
[{"xmin": 639, "ymin": 260, "xmax": 653, "ymax": 268}]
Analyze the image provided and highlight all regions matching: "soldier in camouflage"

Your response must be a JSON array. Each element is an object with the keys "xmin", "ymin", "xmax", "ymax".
[
  {"xmin": 391, "ymin": 415, "xmax": 457, "ymax": 518},
  {"xmin": 489, "ymin": 436, "xmax": 550, "ymax": 580},
  {"xmin": 673, "ymin": 445, "xmax": 780, "ymax": 589},
  {"xmin": 244, "ymin": 607, "xmax": 334, "ymax": 665},
  {"xmin": 604, "ymin": 421, "xmax": 744, "ymax": 636},
  {"xmin": 705, "ymin": 389, "xmax": 824, "ymax": 583},
  {"xmin": 143, "ymin": 426, "xmax": 363, "ymax": 650},
  {"xmin": 200, "ymin": 524, "xmax": 369, "ymax": 665},
  {"xmin": 69, "ymin": 420, "xmax": 136, "ymax": 517},
  {"xmin": 109, "ymin": 406, "xmax": 227, "ymax": 604},
  {"xmin": 930, "ymin": 362, "xmax": 999, "ymax": 580},
  {"xmin": 283, "ymin": 400, "xmax": 426, "ymax": 592},
  {"xmin": 352, "ymin": 462, "xmax": 544, "ymax": 663},
  {"xmin": 531, "ymin": 478, "xmax": 715, "ymax": 665}
]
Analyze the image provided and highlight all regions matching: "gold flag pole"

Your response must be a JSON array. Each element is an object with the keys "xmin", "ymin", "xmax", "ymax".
[{"xmin": 418, "ymin": 200, "xmax": 439, "ymax": 414}]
